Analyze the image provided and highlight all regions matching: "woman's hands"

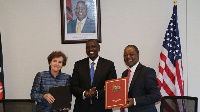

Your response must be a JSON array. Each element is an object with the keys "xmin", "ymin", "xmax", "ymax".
[
  {"xmin": 43, "ymin": 93, "xmax": 55, "ymax": 104},
  {"xmin": 44, "ymin": 94, "xmax": 72, "ymax": 111}
]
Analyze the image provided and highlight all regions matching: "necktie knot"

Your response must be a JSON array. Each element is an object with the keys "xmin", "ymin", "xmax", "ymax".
[
  {"xmin": 127, "ymin": 69, "xmax": 131, "ymax": 85},
  {"xmin": 78, "ymin": 21, "xmax": 82, "ymax": 25},
  {"xmin": 127, "ymin": 69, "xmax": 131, "ymax": 77},
  {"xmin": 91, "ymin": 62, "xmax": 95, "ymax": 67}
]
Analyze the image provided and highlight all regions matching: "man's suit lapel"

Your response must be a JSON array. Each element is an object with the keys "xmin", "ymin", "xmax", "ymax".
[
  {"xmin": 129, "ymin": 63, "xmax": 142, "ymax": 92},
  {"xmin": 82, "ymin": 17, "xmax": 95, "ymax": 33},
  {"xmin": 72, "ymin": 19, "xmax": 77, "ymax": 33},
  {"xmin": 92, "ymin": 57, "xmax": 104, "ymax": 86},
  {"xmin": 83, "ymin": 58, "xmax": 91, "ymax": 87},
  {"xmin": 123, "ymin": 70, "xmax": 128, "ymax": 77}
]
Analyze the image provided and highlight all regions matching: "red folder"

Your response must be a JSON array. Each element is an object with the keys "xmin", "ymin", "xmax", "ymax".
[{"xmin": 105, "ymin": 78, "xmax": 128, "ymax": 109}]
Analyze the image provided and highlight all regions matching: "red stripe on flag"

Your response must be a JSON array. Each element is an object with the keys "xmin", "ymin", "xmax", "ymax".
[
  {"xmin": 159, "ymin": 51, "xmax": 176, "ymax": 85},
  {"xmin": 163, "ymin": 80, "xmax": 175, "ymax": 96},
  {"xmin": 160, "ymin": 52, "xmax": 167, "ymax": 62},
  {"xmin": 164, "ymin": 63, "xmax": 175, "ymax": 85},
  {"xmin": 159, "ymin": 52, "xmax": 166, "ymax": 75},
  {"xmin": 158, "ymin": 64, "xmax": 163, "ymax": 75},
  {"xmin": 175, "ymin": 60, "xmax": 184, "ymax": 96}
]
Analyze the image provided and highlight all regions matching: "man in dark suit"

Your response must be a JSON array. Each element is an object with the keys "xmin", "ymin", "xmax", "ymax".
[
  {"xmin": 67, "ymin": 1, "xmax": 96, "ymax": 33},
  {"xmin": 71, "ymin": 39, "xmax": 117, "ymax": 112},
  {"xmin": 121, "ymin": 45, "xmax": 161, "ymax": 112}
]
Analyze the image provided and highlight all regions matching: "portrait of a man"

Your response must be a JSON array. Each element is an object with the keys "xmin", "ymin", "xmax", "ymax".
[{"xmin": 67, "ymin": 1, "xmax": 96, "ymax": 33}]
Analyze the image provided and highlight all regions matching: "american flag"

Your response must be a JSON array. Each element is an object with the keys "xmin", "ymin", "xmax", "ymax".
[
  {"xmin": 157, "ymin": 5, "xmax": 185, "ymax": 112},
  {"xmin": 157, "ymin": 5, "xmax": 184, "ymax": 97}
]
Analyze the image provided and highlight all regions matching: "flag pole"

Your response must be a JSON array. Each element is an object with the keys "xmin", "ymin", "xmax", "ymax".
[{"xmin": 174, "ymin": 0, "xmax": 177, "ymax": 6}]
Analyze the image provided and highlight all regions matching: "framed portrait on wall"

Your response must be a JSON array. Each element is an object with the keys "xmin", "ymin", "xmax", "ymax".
[{"xmin": 60, "ymin": 0, "xmax": 101, "ymax": 44}]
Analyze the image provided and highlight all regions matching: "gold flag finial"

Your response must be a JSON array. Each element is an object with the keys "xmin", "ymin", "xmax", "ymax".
[{"xmin": 174, "ymin": 0, "xmax": 177, "ymax": 5}]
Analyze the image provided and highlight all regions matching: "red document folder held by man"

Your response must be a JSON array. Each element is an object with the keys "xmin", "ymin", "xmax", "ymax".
[{"xmin": 105, "ymin": 77, "xmax": 128, "ymax": 109}]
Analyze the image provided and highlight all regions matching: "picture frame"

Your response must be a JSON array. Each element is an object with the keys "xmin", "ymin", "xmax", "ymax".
[{"xmin": 60, "ymin": 0, "xmax": 101, "ymax": 44}]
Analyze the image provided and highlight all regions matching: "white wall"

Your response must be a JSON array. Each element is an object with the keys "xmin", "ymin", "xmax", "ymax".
[
  {"xmin": 187, "ymin": 0, "xmax": 200, "ymax": 100},
  {"xmin": 0, "ymin": 0, "xmax": 199, "ymax": 112}
]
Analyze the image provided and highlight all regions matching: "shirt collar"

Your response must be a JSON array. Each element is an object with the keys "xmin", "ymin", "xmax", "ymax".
[
  {"xmin": 77, "ymin": 16, "xmax": 87, "ymax": 24},
  {"xmin": 129, "ymin": 61, "xmax": 139, "ymax": 72},
  {"xmin": 89, "ymin": 56, "xmax": 99, "ymax": 64}
]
